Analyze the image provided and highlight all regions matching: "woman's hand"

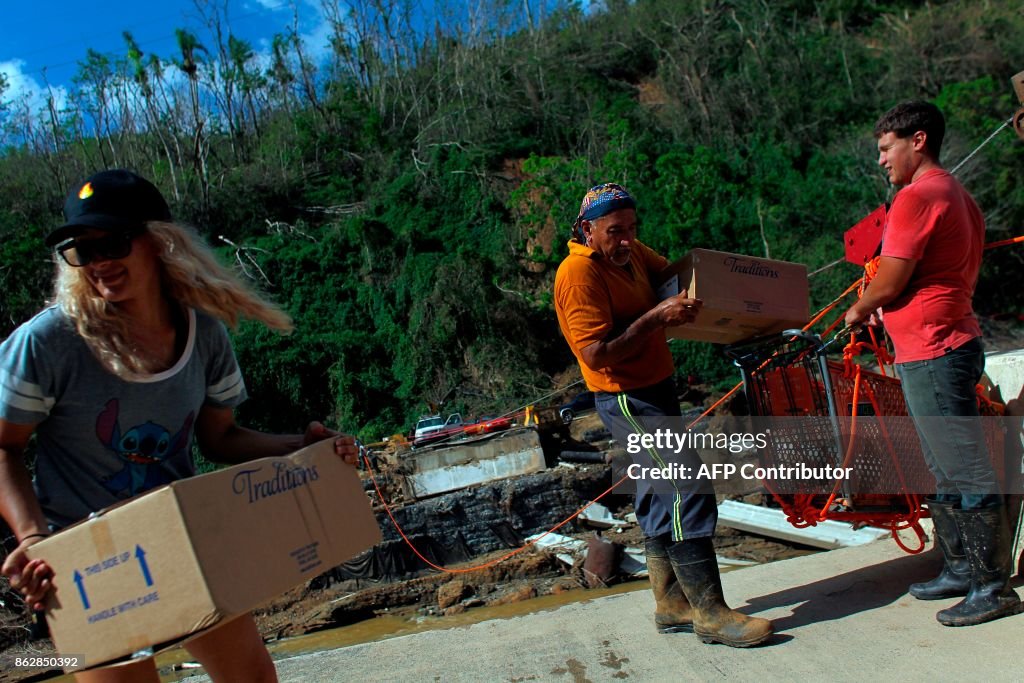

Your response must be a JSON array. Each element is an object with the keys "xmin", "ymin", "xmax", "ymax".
[
  {"xmin": 2, "ymin": 537, "xmax": 54, "ymax": 611},
  {"xmin": 303, "ymin": 422, "xmax": 360, "ymax": 466}
]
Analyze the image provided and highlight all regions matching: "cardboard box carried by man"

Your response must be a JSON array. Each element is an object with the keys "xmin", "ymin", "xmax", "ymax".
[
  {"xmin": 27, "ymin": 439, "xmax": 382, "ymax": 670},
  {"xmin": 656, "ymin": 248, "xmax": 810, "ymax": 344}
]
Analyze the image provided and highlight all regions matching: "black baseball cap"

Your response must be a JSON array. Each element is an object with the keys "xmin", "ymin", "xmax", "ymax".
[{"xmin": 45, "ymin": 169, "xmax": 173, "ymax": 247}]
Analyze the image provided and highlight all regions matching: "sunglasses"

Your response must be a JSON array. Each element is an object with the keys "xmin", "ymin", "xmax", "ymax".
[{"xmin": 56, "ymin": 229, "xmax": 144, "ymax": 267}]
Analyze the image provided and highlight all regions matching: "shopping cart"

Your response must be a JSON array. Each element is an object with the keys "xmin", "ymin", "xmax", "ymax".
[{"xmin": 724, "ymin": 329, "xmax": 1005, "ymax": 553}]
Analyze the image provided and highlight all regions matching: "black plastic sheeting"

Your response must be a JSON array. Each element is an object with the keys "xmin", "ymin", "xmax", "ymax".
[
  {"xmin": 315, "ymin": 523, "xmax": 526, "ymax": 584},
  {"xmin": 330, "ymin": 534, "xmax": 471, "ymax": 582},
  {"xmin": 315, "ymin": 466, "xmax": 611, "ymax": 585}
]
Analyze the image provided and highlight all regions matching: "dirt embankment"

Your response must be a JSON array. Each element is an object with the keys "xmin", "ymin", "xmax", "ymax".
[{"xmin": 249, "ymin": 503, "xmax": 806, "ymax": 642}]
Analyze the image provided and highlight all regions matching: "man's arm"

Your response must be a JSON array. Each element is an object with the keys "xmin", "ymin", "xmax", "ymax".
[
  {"xmin": 580, "ymin": 292, "xmax": 701, "ymax": 370},
  {"xmin": 844, "ymin": 256, "xmax": 917, "ymax": 327}
]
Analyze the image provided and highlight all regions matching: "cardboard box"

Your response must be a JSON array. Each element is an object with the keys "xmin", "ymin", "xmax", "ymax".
[
  {"xmin": 27, "ymin": 440, "xmax": 382, "ymax": 669},
  {"xmin": 655, "ymin": 248, "xmax": 809, "ymax": 344}
]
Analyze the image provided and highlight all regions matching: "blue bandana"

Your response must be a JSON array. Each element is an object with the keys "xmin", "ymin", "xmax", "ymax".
[{"xmin": 572, "ymin": 183, "xmax": 636, "ymax": 242}]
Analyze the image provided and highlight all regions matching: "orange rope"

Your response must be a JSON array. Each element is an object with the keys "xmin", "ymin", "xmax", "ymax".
[
  {"xmin": 686, "ymin": 388, "xmax": 739, "ymax": 429},
  {"xmin": 866, "ymin": 327, "xmax": 893, "ymax": 376},
  {"xmin": 822, "ymin": 349, "xmax": 926, "ymax": 553},
  {"xmin": 715, "ymin": 235, "xmax": 1024, "ymax": 547},
  {"xmin": 818, "ymin": 310, "xmax": 847, "ymax": 340},
  {"xmin": 813, "ymin": 258, "xmax": 932, "ymax": 553},
  {"xmin": 804, "ymin": 280, "xmax": 862, "ymax": 330},
  {"xmin": 984, "ymin": 234, "xmax": 1024, "ymax": 250},
  {"xmin": 815, "ymin": 363, "xmax": 861, "ymax": 521},
  {"xmin": 860, "ymin": 382, "xmax": 925, "ymax": 553},
  {"xmin": 858, "ymin": 256, "xmax": 880, "ymax": 297}
]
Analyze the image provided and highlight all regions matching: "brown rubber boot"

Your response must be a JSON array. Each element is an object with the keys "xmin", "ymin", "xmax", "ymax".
[
  {"xmin": 645, "ymin": 536, "xmax": 693, "ymax": 633},
  {"xmin": 667, "ymin": 537, "xmax": 773, "ymax": 647}
]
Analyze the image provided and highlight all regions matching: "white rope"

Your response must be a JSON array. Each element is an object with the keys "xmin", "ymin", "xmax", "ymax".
[
  {"xmin": 808, "ymin": 257, "xmax": 847, "ymax": 278},
  {"xmin": 949, "ymin": 117, "xmax": 1013, "ymax": 176},
  {"xmin": 497, "ymin": 379, "xmax": 585, "ymax": 420}
]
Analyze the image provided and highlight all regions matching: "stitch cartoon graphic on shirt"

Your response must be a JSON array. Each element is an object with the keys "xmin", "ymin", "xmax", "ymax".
[{"xmin": 96, "ymin": 398, "xmax": 195, "ymax": 495}]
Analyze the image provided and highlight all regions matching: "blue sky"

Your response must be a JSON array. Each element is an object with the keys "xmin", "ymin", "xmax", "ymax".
[
  {"xmin": 1, "ymin": 0, "xmax": 579, "ymax": 116},
  {"xmin": 1, "ymin": 0, "xmax": 326, "ymax": 105}
]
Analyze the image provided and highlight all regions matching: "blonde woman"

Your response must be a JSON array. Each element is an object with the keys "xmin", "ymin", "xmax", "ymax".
[{"xmin": 0, "ymin": 169, "xmax": 358, "ymax": 682}]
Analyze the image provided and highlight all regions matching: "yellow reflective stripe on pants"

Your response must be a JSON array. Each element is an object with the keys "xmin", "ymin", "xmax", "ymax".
[{"xmin": 616, "ymin": 393, "xmax": 685, "ymax": 542}]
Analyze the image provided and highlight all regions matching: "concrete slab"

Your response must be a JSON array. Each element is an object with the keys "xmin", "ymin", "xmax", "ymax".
[
  {"xmin": 401, "ymin": 429, "xmax": 546, "ymax": 499},
  {"xmin": 718, "ymin": 499, "xmax": 889, "ymax": 548},
  {"xmin": 986, "ymin": 349, "xmax": 1024, "ymax": 405},
  {"xmin": 185, "ymin": 532, "xmax": 1024, "ymax": 682}
]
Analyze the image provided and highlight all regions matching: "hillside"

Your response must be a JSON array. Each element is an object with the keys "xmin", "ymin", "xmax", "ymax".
[{"xmin": 1, "ymin": 0, "xmax": 1022, "ymax": 440}]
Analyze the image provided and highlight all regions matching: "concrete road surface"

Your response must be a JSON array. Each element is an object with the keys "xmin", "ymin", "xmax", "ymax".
[{"xmin": 183, "ymin": 529, "xmax": 1024, "ymax": 682}]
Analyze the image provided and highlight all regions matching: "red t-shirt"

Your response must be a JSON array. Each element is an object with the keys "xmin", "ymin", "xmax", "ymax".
[{"xmin": 880, "ymin": 168, "xmax": 984, "ymax": 363}]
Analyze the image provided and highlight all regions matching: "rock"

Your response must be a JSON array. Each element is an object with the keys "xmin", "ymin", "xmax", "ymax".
[
  {"xmin": 583, "ymin": 533, "xmax": 620, "ymax": 588},
  {"xmin": 487, "ymin": 585, "xmax": 537, "ymax": 606},
  {"xmin": 437, "ymin": 579, "xmax": 468, "ymax": 609},
  {"xmin": 443, "ymin": 604, "xmax": 467, "ymax": 616}
]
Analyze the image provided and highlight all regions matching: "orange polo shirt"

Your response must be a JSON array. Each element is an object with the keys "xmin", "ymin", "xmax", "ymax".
[{"xmin": 554, "ymin": 239, "xmax": 674, "ymax": 393}]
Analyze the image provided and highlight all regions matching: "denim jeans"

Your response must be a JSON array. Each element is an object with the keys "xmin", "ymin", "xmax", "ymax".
[{"xmin": 895, "ymin": 337, "xmax": 997, "ymax": 509}]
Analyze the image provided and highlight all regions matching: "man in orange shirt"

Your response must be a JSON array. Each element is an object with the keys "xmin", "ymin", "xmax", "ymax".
[
  {"xmin": 554, "ymin": 183, "xmax": 773, "ymax": 647},
  {"xmin": 845, "ymin": 101, "xmax": 1020, "ymax": 626}
]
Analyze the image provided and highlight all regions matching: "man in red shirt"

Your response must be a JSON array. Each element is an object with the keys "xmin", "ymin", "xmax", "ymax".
[
  {"xmin": 845, "ymin": 101, "xmax": 1020, "ymax": 627},
  {"xmin": 555, "ymin": 183, "xmax": 773, "ymax": 647}
]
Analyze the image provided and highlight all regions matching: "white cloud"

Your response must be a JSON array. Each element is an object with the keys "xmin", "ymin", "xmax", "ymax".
[
  {"xmin": 248, "ymin": 1, "xmax": 334, "ymax": 74},
  {"xmin": 0, "ymin": 59, "xmax": 69, "ymax": 114},
  {"xmin": 298, "ymin": 3, "xmax": 335, "ymax": 63},
  {"xmin": 252, "ymin": 0, "xmax": 288, "ymax": 10}
]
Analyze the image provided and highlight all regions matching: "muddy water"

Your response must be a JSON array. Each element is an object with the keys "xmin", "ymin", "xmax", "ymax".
[
  {"xmin": 273, "ymin": 579, "xmax": 656, "ymax": 656},
  {"xmin": 271, "ymin": 562, "xmax": 769, "ymax": 658},
  {"xmin": 153, "ymin": 580, "xmax": 653, "ymax": 681},
  {"xmin": 156, "ymin": 566, "xmax": 765, "ymax": 680}
]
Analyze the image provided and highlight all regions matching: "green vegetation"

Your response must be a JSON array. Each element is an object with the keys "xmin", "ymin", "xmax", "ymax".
[{"xmin": 2, "ymin": 0, "xmax": 1022, "ymax": 437}]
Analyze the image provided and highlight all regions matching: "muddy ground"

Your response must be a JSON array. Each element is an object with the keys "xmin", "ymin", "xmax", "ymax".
[{"xmin": 249, "ymin": 499, "xmax": 807, "ymax": 640}]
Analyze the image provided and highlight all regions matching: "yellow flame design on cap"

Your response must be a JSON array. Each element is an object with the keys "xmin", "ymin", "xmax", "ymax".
[{"xmin": 78, "ymin": 182, "xmax": 94, "ymax": 200}]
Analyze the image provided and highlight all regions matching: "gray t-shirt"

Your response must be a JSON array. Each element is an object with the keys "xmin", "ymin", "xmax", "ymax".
[{"xmin": 0, "ymin": 306, "xmax": 247, "ymax": 528}]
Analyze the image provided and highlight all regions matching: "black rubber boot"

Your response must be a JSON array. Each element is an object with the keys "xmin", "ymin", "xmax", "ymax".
[
  {"xmin": 645, "ymin": 537, "xmax": 693, "ymax": 633},
  {"xmin": 667, "ymin": 537, "xmax": 773, "ymax": 647},
  {"xmin": 909, "ymin": 498, "xmax": 970, "ymax": 600},
  {"xmin": 937, "ymin": 504, "xmax": 1023, "ymax": 627}
]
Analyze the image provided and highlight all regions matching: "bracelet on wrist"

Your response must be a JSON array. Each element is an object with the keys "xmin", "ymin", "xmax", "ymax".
[{"xmin": 18, "ymin": 533, "xmax": 51, "ymax": 544}]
